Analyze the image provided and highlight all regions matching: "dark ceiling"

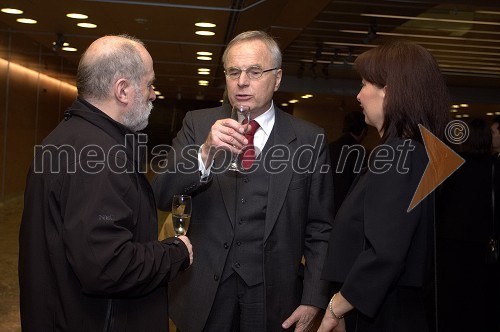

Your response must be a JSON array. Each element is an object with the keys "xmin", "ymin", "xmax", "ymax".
[{"xmin": 1, "ymin": 0, "xmax": 500, "ymax": 118}]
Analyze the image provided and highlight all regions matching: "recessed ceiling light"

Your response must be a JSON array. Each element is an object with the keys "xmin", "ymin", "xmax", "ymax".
[
  {"xmin": 462, "ymin": 114, "xmax": 469, "ymax": 117},
  {"xmin": 198, "ymin": 80, "xmax": 209, "ymax": 85},
  {"xmin": 157, "ymin": 95, "xmax": 165, "ymax": 100},
  {"xmin": 77, "ymin": 22, "xmax": 97, "ymax": 29},
  {"xmin": 195, "ymin": 22, "xmax": 216, "ymax": 28},
  {"xmin": 495, "ymin": 112, "xmax": 500, "ymax": 115},
  {"xmin": 289, "ymin": 99, "xmax": 299, "ymax": 104},
  {"xmin": 197, "ymin": 56, "xmax": 212, "ymax": 61},
  {"xmin": 66, "ymin": 13, "xmax": 88, "ymax": 19},
  {"xmin": 487, "ymin": 112, "xmax": 494, "ymax": 116},
  {"xmin": 281, "ymin": 103, "xmax": 289, "ymax": 106},
  {"xmin": 62, "ymin": 47, "xmax": 78, "ymax": 52},
  {"xmin": 301, "ymin": 94, "xmax": 313, "ymax": 99},
  {"xmin": 460, "ymin": 103, "xmax": 469, "ymax": 107},
  {"xmin": 53, "ymin": 42, "xmax": 70, "ymax": 47},
  {"xmin": 197, "ymin": 51, "xmax": 213, "ymax": 56},
  {"xmin": 198, "ymin": 68, "xmax": 210, "ymax": 72},
  {"xmin": 198, "ymin": 71, "xmax": 210, "ymax": 75},
  {"xmin": 154, "ymin": 91, "xmax": 161, "ymax": 95},
  {"xmin": 1, "ymin": 8, "xmax": 23, "ymax": 15},
  {"xmin": 17, "ymin": 18, "xmax": 37, "ymax": 24},
  {"xmin": 455, "ymin": 114, "xmax": 463, "ymax": 118},
  {"xmin": 195, "ymin": 31, "xmax": 215, "ymax": 36}
]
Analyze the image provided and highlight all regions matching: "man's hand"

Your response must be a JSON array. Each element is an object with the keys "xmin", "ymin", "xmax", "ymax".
[
  {"xmin": 200, "ymin": 118, "xmax": 249, "ymax": 167},
  {"xmin": 177, "ymin": 235, "xmax": 193, "ymax": 266},
  {"xmin": 282, "ymin": 304, "xmax": 320, "ymax": 332}
]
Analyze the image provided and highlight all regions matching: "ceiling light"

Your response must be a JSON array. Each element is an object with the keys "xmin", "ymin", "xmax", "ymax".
[
  {"xmin": 198, "ymin": 68, "xmax": 210, "ymax": 72},
  {"xmin": 450, "ymin": 109, "xmax": 458, "ymax": 113},
  {"xmin": 157, "ymin": 95, "xmax": 165, "ymax": 100},
  {"xmin": 495, "ymin": 112, "xmax": 500, "ymax": 115},
  {"xmin": 195, "ymin": 31, "xmax": 215, "ymax": 36},
  {"xmin": 455, "ymin": 115, "xmax": 463, "ymax": 118},
  {"xmin": 1, "ymin": 8, "xmax": 23, "ymax": 14},
  {"xmin": 62, "ymin": 47, "xmax": 77, "ymax": 52},
  {"xmin": 197, "ymin": 51, "xmax": 213, "ymax": 56},
  {"xmin": 197, "ymin": 56, "xmax": 212, "ymax": 61},
  {"xmin": 452, "ymin": 105, "xmax": 460, "ymax": 108},
  {"xmin": 195, "ymin": 22, "xmax": 216, "ymax": 28},
  {"xmin": 462, "ymin": 114, "xmax": 469, "ymax": 118},
  {"xmin": 77, "ymin": 22, "xmax": 97, "ymax": 28},
  {"xmin": 66, "ymin": 13, "xmax": 88, "ymax": 19},
  {"xmin": 289, "ymin": 99, "xmax": 299, "ymax": 104},
  {"xmin": 281, "ymin": 103, "xmax": 288, "ymax": 107},
  {"xmin": 198, "ymin": 80, "xmax": 209, "ymax": 85},
  {"xmin": 154, "ymin": 91, "xmax": 161, "ymax": 95},
  {"xmin": 301, "ymin": 94, "xmax": 313, "ymax": 99},
  {"xmin": 16, "ymin": 18, "xmax": 37, "ymax": 24},
  {"xmin": 487, "ymin": 112, "xmax": 494, "ymax": 116},
  {"xmin": 460, "ymin": 104, "xmax": 469, "ymax": 107}
]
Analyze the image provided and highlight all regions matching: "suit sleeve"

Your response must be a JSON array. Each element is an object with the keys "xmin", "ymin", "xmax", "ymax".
[
  {"xmin": 152, "ymin": 111, "xmax": 208, "ymax": 211},
  {"xmin": 301, "ymin": 129, "xmax": 334, "ymax": 309},
  {"xmin": 340, "ymin": 141, "xmax": 427, "ymax": 317}
]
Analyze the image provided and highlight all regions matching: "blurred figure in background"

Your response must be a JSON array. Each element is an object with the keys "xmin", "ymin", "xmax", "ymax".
[
  {"xmin": 436, "ymin": 118, "xmax": 499, "ymax": 332},
  {"xmin": 329, "ymin": 111, "xmax": 367, "ymax": 216}
]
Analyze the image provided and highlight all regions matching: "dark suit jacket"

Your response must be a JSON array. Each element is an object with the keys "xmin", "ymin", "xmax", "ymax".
[
  {"xmin": 322, "ymin": 138, "xmax": 434, "ymax": 319},
  {"xmin": 152, "ymin": 105, "xmax": 333, "ymax": 331}
]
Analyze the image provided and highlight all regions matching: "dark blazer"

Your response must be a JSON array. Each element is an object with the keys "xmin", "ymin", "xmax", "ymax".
[
  {"xmin": 322, "ymin": 138, "xmax": 434, "ymax": 320},
  {"xmin": 152, "ymin": 105, "xmax": 333, "ymax": 331}
]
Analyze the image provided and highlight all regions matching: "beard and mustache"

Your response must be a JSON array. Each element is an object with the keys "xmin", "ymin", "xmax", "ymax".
[{"xmin": 122, "ymin": 85, "xmax": 154, "ymax": 132}]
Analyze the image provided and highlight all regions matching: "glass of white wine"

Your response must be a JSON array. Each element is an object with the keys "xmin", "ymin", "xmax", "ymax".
[
  {"xmin": 228, "ymin": 104, "xmax": 251, "ymax": 172},
  {"xmin": 172, "ymin": 195, "xmax": 192, "ymax": 236}
]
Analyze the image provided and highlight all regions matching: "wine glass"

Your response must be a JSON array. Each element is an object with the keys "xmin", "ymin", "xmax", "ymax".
[
  {"xmin": 171, "ymin": 195, "xmax": 192, "ymax": 236},
  {"xmin": 228, "ymin": 104, "xmax": 251, "ymax": 172}
]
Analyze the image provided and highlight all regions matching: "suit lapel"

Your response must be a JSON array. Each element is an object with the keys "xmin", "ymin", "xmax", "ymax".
[
  {"xmin": 214, "ymin": 104, "xmax": 237, "ymax": 228},
  {"xmin": 264, "ymin": 109, "xmax": 296, "ymax": 241}
]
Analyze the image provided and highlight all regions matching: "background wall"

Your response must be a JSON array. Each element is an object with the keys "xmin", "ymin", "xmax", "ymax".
[{"xmin": 0, "ymin": 29, "xmax": 77, "ymax": 201}]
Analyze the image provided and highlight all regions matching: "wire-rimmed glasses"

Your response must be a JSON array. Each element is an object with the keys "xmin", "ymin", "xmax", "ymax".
[{"xmin": 224, "ymin": 66, "xmax": 278, "ymax": 80}]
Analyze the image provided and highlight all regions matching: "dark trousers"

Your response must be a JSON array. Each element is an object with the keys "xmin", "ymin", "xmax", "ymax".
[{"xmin": 203, "ymin": 273, "xmax": 264, "ymax": 332}]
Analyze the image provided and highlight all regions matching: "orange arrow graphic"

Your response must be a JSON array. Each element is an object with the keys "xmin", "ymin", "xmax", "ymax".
[{"xmin": 408, "ymin": 124, "xmax": 465, "ymax": 212}]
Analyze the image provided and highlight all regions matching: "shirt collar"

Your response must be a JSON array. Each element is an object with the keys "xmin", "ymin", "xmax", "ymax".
[{"xmin": 252, "ymin": 100, "xmax": 275, "ymax": 136}]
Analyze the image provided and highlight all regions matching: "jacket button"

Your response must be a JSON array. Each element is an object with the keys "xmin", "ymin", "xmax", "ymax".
[
  {"xmin": 223, "ymin": 242, "xmax": 229, "ymax": 249},
  {"xmin": 241, "ymin": 198, "xmax": 246, "ymax": 204},
  {"xmin": 236, "ymin": 241, "xmax": 241, "ymax": 246},
  {"xmin": 235, "ymin": 262, "xmax": 240, "ymax": 268},
  {"xmin": 243, "ymin": 177, "xmax": 249, "ymax": 183},
  {"xmin": 214, "ymin": 274, "xmax": 219, "ymax": 281}
]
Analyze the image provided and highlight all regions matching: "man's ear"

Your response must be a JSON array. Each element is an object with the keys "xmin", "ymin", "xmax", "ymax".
[{"xmin": 114, "ymin": 78, "xmax": 132, "ymax": 104}]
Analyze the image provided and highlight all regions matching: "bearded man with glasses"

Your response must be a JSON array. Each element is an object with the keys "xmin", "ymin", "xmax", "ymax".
[{"xmin": 153, "ymin": 30, "xmax": 333, "ymax": 332}]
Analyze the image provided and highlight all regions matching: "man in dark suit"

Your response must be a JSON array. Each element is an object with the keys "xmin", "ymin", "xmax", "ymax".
[
  {"xmin": 329, "ymin": 111, "xmax": 367, "ymax": 216},
  {"xmin": 152, "ymin": 31, "xmax": 333, "ymax": 332}
]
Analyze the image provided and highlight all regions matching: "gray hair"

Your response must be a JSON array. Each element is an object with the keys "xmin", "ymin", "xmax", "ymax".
[
  {"xmin": 222, "ymin": 30, "xmax": 282, "ymax": 68},
  {"xmin": 76, "ymin": 34, "xmax": 146, "ymax": 100}
]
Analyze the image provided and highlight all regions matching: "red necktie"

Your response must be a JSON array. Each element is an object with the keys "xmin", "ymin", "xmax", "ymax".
[{"xmin": 241, "ymin": 120, "xmax": 260, "ymax": 170}]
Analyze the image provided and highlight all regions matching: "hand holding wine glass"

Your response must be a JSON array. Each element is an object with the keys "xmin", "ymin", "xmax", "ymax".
[{"xmin": 172, "ymin": 195, "xmax": 192, "ymax": 236}]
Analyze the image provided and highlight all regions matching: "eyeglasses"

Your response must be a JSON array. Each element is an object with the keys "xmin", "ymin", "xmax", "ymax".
[{"xmin": 224, "ymin": 66, "xmax": 278, "ymax": 80}]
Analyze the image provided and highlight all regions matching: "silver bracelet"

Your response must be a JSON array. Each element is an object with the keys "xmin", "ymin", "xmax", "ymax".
[{"xmin": 328, "ymin": 293, "xmax": 345, "ymax": 320}]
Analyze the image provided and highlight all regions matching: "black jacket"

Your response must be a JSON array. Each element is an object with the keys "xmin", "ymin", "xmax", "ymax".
[{"xmin": 19, "ymin": 98, "xmax": 189, "ymax": 332}]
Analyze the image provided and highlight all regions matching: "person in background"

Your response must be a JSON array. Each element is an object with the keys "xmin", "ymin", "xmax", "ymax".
[
  {"xmin": 152, "ymin": 30, "xmax": 333, "ymax": 332},
  {"xmin": 319, "ymin": 40, "xmax": 450, "ymax": 332},
  {"xmin": 329, "ymin": 111, "xmax": 367, "ymax": 216},
  {"xmin": 491, "ymin": 115, "xmax": 500, "ymax": 157},
  {"xmin": 436, "ymin": 118, "xmax": 499, "ymax": 332},
  {"xmin": 19, "ymin": 35, "xmax": 192, "ymax": 332}
]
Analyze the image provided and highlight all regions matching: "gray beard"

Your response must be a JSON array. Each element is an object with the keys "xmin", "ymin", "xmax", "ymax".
[{"xmin": 122, "ymin": 100, "xmax": 153, "ymax": 132}]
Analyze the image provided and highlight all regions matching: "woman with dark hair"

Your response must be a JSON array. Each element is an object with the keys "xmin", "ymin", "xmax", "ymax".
[
  {"xmin": 318, "ymin": 40, "xmax": 450, "ymax": 332},
  {"xmin": 436, "ymin": 118, "xmax": 499, "ymax": 332}
]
